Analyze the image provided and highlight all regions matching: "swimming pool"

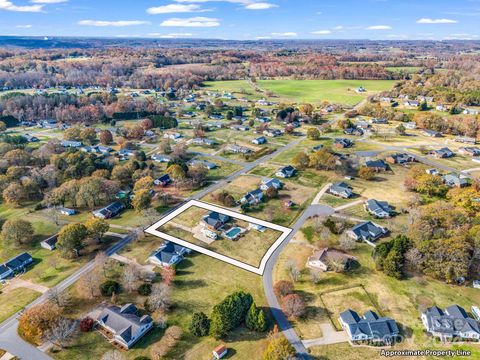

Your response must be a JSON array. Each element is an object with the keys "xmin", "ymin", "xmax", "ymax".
[{"xmin": 224, "ymin": 227, "xmax": 242, "ymax": 240}]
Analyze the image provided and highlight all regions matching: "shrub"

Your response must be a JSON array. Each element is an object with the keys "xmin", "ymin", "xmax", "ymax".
[
  {"xmin": 80, "ymin": 317, "xmax": 95, "ymax": 332},
  {"xmin": 189, "ymin": 312, "xmax": 210, "ymax": 337},
  {"xmin": 138, "ymin": 283, "xmax": 152, "ymax": 296},
  {"xmin": 273, "ymin": 280, "xmax": 294, "ymax": 297},
  {"xmin": 281, "ymin": 294, "xmax": 306, "ymax": 318},
  {"xmin": 100, "ymin": 280, "xmax": 120, "ymax": 297}
]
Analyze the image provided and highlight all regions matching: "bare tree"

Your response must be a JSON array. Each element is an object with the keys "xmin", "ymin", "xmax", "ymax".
[
  {"xmin": 148, "ymin": 283, "xmax": 171, "ymax": 312},
  {"xmin": 339, "ymin": 233, "xmax": 356, "ymax": 251},
  {"xmin": 143, "ymin": 208, "xmax": 160, "ymax": 226},
  {"xmin": 45, "ymin": 206, "xmax": 61, "ymax": 226},
  {"xmin": 101, "ymin": 350, "xmax": 127, "ymax": 360},
  {"xmin": 47, "ymin": 287, "xmax": 70, "ymax": 308},
  {"xmin": 310, "ymin": 269, "xmax": 321, "ymax": 284},
  {"xmin": 284, "ymin": 259, "xmax": 301, "ymax": 282},
  {"xmin": 77, "ymin": 269, "xmax": 102, "ymax": 299},
  {"xmin": 95, "ymin": 252, "xmax": 109, "ymax": 277},
  {"xmin": 44, "ymin": 317, "xmax": 77, "ymax": 349},
  {"xmin": 122, "ymin": 263, "xmax": 140, "ymax": 293},
  {"xmin": 405, "ymin": 248, "xmax": 423, "ymax": 271}
]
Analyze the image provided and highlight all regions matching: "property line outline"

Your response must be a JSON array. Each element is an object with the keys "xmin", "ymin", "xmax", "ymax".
[{"xmin": 144, "ymin": 199, "xmax": 292, "ymax": 275}]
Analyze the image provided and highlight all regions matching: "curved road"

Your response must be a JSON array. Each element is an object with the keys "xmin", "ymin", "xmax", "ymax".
[{"xmin": 262, "ymin": 204, "xmax": 334, "ymax": 359}]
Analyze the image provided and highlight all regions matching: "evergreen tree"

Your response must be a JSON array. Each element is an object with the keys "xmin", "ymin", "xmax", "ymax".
[{"xmin": 189, "ymin": 312, "xmax": 210, "ymax": 337}]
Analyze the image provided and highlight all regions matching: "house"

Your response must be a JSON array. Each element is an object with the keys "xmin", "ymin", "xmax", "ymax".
[
  {"xmin": 421, "ymin": 305, "xmax": 480, "ymax": 341},
  {"xmin": 365, "ymin": 159, "xmax": 388, "ymax": 172},
  {"xmin": 154, "ymin": 174, "xmax": 172, "ymax": 187},
  {"xmin": 148, "ymin": 241, "xmax": 191, "ymax": 267},
  {"xmin": 339, "ymin": 309, "xmax": 399, "ymax": 344},
  {"xmin": 252, "ymin": 136, "xmax": 267, "ymax": 145},
  {"xmin": 463, "ymin": 109, "xmax": 480, "ymax": 115},
  {"xmin": 442, "ymin": 173, "xmax": 468, "ymax": 188},
  {"xmin": 385, "ymin": 153, "xmax": 416, "ymax": 165},
  {"xmin": 209, "ymin": 114, "xmax": 224, "ymax": 120},
  {"xmin": 313, "ymin": 145, "xmax": 323, "ymax": 151},
  {"xmin": 92, "ymin": 202, "xmax": 125, "ymax": 219},
  {"xmin": 190, "ymin": 138, "xmax": 217, "ymax": 147},
  {"xmin": 344, "ymin": 127, "xmax": 364, "ymax": 136},
  {"xmin": 260, "ymin": 178, "xmax": 283, "ymax": 191},
  {"xmin": 405, "ymin": 100, "xmax": 420, "ymax": 107},
  {"xmin": 40, "ymin": 235, "xmax": 58, "ymax": 251},
  {"xmin": 347, "ymin": 221, "xmax": 388, "ymax": 246},
  {"xmin": 370, "ymin": 118, "xmax": 388, "ymax": 124},
  {"xmin": 226, "ymin": 144, "xmax": 252, "ymax": 154},
  {"xmin": 0, "ymin": 264, "xmax": 13, "ymax": 280},
  {"xmin": 151, "ymin": 154, "xmax": 171, "ymax": 163},
  {"xmin": 355, "ymin": 86, "xmax": 366, "ymax": 93},
  {"xmin": 276, "ymin": 165, "xmax": 296, "ymax": 178},
  {"xmin": 22, "ymin": 134, "xmax": 39, "ymax": 142},
  {"xmin": 213, "ymin": 345, "xmax": 228, "ymax": 359},
  {"xmin": 58, "ymin": 207, "xmax": 76, "ymax": 216},
  {"xmin": 423, "ymin": 129, "xmax": 442, "ymax": 138},
  {"xmin": 188, "ymin": 159, "xmax": 217, "ymax": 170},
  {"xmin": 365, "ymin": 199, "xmax": 393, "ymax": 218},
  {"xmin": 333, "ymin": 138, "xmax": 353, "ymax": 149},
  {"xmin": 263, "ymin": 128, "xmax": 282, "ymax": 137},
  {"xmin": 257, "ymin": 99, "xmax": 272, "ymax": 106},
  {"xmin": 355, "ymin": 120, "xmax": 371, "ymax": 129},
  {"xmin": 307, "ymin": 248, "xmax": 356, "ymax": 272},
  {"xmin": 96, "ymin": 303, "xmax": 153, "ymax": 350},
  {"xmin": 426, "ymin": 168, "xmax": 440, "ymax": 176},
  {"xmin": 240, "ymin": 188, "xmax": 264, "ymax": 205},
  {"xmin": 163, "ymin": 132, "xmax": 182, "ymax": 141},
  {"xmin": 429, "ymin": 147, "xmax": 454, "ymax": 159},
  {"xmin": 328, "ymin": 182, "xmax": 353, "ymax": 199},
  {"xmin": 456, "ymin": 136, "xmax": 477, "ymax": 145},
  {"xmin": 5, "ymin": 252, "xmax": 33, "ymax": 273},
  {"xmin": 230, "ymin": 124, "xmax": 249, "ymax": 132},
  {"xmin": 257, "ymin": 117, "xmax": 271, "ymax": 123},
  {"xmin": 403, "ymin": 122, "xmax": 417, "ymax": 130},
  {"xmin": 436, "ymin": 104, "xmax": 447, "ymax": 112},
  {"xmin": 202, "ymin": 212, "xmax": 231, "ymax": 230},
  {"xmin": 459, "ymin": 147, "xmax": 480, "ymax": 157},
  {"xmin": 61, "ymin": 140, "xmax": 82, "ymax": 148}
]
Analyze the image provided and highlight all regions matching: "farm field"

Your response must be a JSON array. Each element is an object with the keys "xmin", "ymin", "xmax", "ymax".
[{"xmin": 257, "ymin": 79, "xmax": 397, "ymax": 106}]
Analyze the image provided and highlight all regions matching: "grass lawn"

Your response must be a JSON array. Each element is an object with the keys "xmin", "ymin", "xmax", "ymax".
[
  {"xmin": 257, "ymin": 80, "xmax": 396, "ymax": 106},
  {"xmin": 51, "ymin": 253, "xmax": 269, "ymax": 360},
  {"xmin": 202, "ymin": 80, "xmax": 261, "ymax": 100},
  {"xmin": 274, "ymin": 236, "xmax": 480, "ymax": 357},
  {"xmin": 0, "ymin": 288, "xmax": 41, "ymax": 322}
]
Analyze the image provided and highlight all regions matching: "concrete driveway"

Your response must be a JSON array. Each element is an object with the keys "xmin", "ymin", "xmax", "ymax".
[{"xmin": 302, "ymin": 323, "xmax": 349, "ymax": 348}]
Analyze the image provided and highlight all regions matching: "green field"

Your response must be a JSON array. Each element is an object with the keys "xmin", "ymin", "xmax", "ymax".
[{"xmin": 257, "ymin": 79, "xmax": 396, "ymax": 106}]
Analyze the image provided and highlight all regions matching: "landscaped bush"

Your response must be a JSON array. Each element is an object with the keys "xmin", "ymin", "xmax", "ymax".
[
  {"xmin": 100, "ymin": 280, "xmax": 120, "ymax": 297},
  {"xmin": 273, "ymin": 280, "xmax": 294, "ymax": 297},
  {"xmin": 138, "ymin": 283, "xmax": 152, "ymax": 296},
  {"xmin": 79, "ymin": 317, "xmax": 95, "ymax": 332}
]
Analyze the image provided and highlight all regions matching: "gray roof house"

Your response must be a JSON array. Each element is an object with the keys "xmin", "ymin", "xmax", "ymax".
[
  {"xmin": 429, "ymin": 147, "xmax": 454, "ymax": 159},
  {"xmin": 260, "ymin": 178, "xmax": 283, "ymax": 191},
  {"xmin": 365, "ymin": 159, "xmax": 388, "ymax": 171},
  {"xmin": 252, "ymin": 136, "xmax": 267, "ymax": 145},
  {"xmin": 188, "ymin": 159, "xmax": 217, "ymax": 170},
  {"xmin": 0, "ymin": 264, "xmax": 13, "ymax": 280},
  {"xmin": 385, "ymin": 153, "xmax": 416, "ymax": 164},
  {"xmin": 347, "ymin": 221, "xmax": 388, "ymax": 247},
  {"xmin": 61, "ymin": 140, "xmax": 82, "ymax": 148},
  {"xmin": 339, "ymin": 309, "xmax": 399, "ymax": 344},
  {"xmin": 365, "ymin": 199, "xmax": 393, "ymax": 219},
  {"xmin": 307, "ymin": 248, "xmax": 356, "ymax": 272},
  {"xmin": 96, "ymin": 303, "xmax": 153, "ymax": 350},
  {"xmin": 442, "ymin": 174, "xmax": 468, "ymax": 188},
  {"xmin": 333, "ymin": 138, "xmax": 354, "ymax": 149},
  {"xmin": 240, "ymin": 188, "xmax": 264, "ymax": 205},
  {"xmin": 148, "ymin": 242, "xmax": 190, "ymax": 268},
  {"xmin": 1, "ymin": 252, "xmax": 34, "ymax": 279},
  {"xmin": 151, "ymin": 154, "xmax": 171, "ymax": 163},
  {"xmin": 40, "ymin": 235, "xmax": 58, "ymax": 251},
  {"xmin": 202, "ymin": 212, "xmax": 231, "ymax": 230},
  {"xmin": 458, "ymin": 147, "xmax": 480, "ymax": 157},
  {"xmin": 276, "ymin": 165, "xmax": 296, "ymax": 178},
  {"xmin": 421, "ymin": 305, "xmax": 480, "ymax": 341},
  {"xmin": 328, "ymin": 182, "xmax": 353, "ymax": 199}
]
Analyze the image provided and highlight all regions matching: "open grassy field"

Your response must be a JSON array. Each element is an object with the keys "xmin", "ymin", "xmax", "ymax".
[
  {"xmin": 51, "ymin": 253, "xmax": 269, "ymax": 360},
  {"xmin": 257, "ymin": 80, "xmax": 396, "ymax": 106},
  {"xmin": 0, "ymin": 288, "xmax": 41, "ymax": 322}
]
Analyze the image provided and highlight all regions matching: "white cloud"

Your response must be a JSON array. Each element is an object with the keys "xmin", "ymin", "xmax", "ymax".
[
  {"xmin": 161, "ymin": 16, "xmax": 220, "ymax": 27},
  {"xmin": 366, "ymin": 25, "xmax": 392, "ymax": 30},
  {"xmin": 0, "ymin": 0, "xmax": 43, "ymax": 12},
  {"xmin": 254, "ymin": 36, "xmax": 271, "ymax": 39},
  {"xmin": 245, "ymin": 2, "xmax": 277, "ymax": 9},
  {"xmin": 78, "ymin": 20, "xmax": 151, "ymax": 27},
  {"xmin": 416, "ymin": 18, "xmax": 457, "ymax": 24},
  {"xmin": 333, "ymin": 25, "xmax": 343, "ymax": 30},
  {"xmin": 16, "ymin": 24, "xmax": 33, "ymax": 28},
  {"xmin": 311, "ymin": 30, "xmax": 331, "ymax": 35},
  {"xmin": 271, "ymin": 32, "xmax": 297, "ymax": 37},
  {"xmin": 147, "ymin": 4, "xmax": 211, "ymax": 14},
  {"xmin": 31, "ymin": 0, "xmax": 67, "ymax": 3}
]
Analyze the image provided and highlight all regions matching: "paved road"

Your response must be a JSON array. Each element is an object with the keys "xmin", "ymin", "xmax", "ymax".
[
  {"xmin": 262, "ymin": 204, "xmax": 334, "ymax": 359},
  {"xmin": 0, "ymin": 134, "xmax": 306, "ymax": 359},
  {"xmin": 189, "ymin": 151, "xmax": 248, "ymax": 167}
]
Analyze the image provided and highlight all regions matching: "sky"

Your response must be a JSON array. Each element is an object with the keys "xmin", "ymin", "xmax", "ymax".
[{"xmin": 0, "ymin": 0, "xmax": 479, "ymax": 40}]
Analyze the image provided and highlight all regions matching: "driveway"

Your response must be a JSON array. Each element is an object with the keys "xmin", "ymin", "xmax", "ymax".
[
  {"xmin": 302, "ymin": 323, "xmax": 349, "ymax": 348},
  {"xmin": 312, "ymin": 183, "xmax": 332, "ymax": 205},
  {"xmin": 6, "ymin": 278, "xmax": 49, "ymax": 294}
]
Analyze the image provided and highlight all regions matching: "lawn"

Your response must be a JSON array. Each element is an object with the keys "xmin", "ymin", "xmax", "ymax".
[
  {"xmin": 51, "ymin": 253, "xmax": 270, "ymax": 360},
  {"xmin": 159, "ymin": 205, "xmax": 283, "ymax": 267},
  {"xmin": 257, "ymin": 80, "xmax": 396, "ymax": 106},
  {"xmin": 0, "ymin": 287, "xmax": 42, "ymax": 322},
  {"xmin": 202, "ymin": 80, "xmax": 261, "ymax": 101},
  {"xmin": 274, "ymin": 235, "xmax": 480, "ymax": 357}
]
